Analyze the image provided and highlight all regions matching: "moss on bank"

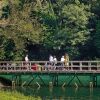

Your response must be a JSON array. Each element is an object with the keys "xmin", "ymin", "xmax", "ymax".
[{"xmin": 0, "ymin": 90, "xmax": 41, "ymax": 100}]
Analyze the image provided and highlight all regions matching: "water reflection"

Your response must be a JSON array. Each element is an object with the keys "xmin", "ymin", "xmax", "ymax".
[{"xmin": 1, "ymin": 86, "xmax": 100, "ymax": 100}]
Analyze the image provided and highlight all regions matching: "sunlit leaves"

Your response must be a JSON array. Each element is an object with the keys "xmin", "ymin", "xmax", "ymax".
[
  {"xmin": 0, "ymin": 0, "xmax": 99, "ymax": 60},
  {"xmin": 62, "ymin": 3, "xmax": 91, "ymax": 28}
]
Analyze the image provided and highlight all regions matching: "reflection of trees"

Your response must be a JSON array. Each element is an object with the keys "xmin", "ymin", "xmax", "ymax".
[{"xmin": 2, "ymin": 86, "xmax": 100, "ymax": 100}]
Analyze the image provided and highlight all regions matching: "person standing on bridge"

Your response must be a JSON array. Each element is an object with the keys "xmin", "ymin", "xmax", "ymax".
[
  {"xmin": 54, "ymin": 56, "xmax": 57, "ymax": 65},
  {"xmin": 25, "ymin": 55, "xmax": 30, "ymax": 70},
  {"xmin": 49, "ymin": 55, "xmax": 54, "ymax": 66},
  {"xmin": 64, "ymin": 53, "xmax": 69, "ymax": 70},
  {"xmin": 53, "ymin": 56, "xmax": 57, "ymax": 69},
  {"xmin": 25, "ymin": 55, "xmax": 29, "ymax": 63},
  {"xmin": 61, "ymin": 56, "xmax": 65, "ymax": 66}
]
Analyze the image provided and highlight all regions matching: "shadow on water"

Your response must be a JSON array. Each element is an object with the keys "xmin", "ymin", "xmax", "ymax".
[
  {"xmin": 1, "ymin": 86, "xmax": 100, "ymax": 100},
  {"xmin": 0, "ymin": 77, "xmax": 12, "ymax": 86}
]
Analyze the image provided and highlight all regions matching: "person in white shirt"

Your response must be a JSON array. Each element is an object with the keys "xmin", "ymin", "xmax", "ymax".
[
  {"xmin": 25, "ymin": 55, "xmax": 30, "ymax": 70},
  {"xmin": 53, "ymin": 56, "xmax": 57, "ymax": 66},
  {"xmin": 61, "ymin": 56, "xmax": 65, "ymax": 66},
  {"xmin": 53, "ymin": 56, "xmax": 57, "ymax": 70},
  {"xmin": 49, "ymin": 55, "xmax": 54, "ymax": 65},
  {"xmin": 25, "ymin": 55, "xmax": 29, "ymax": 62}
]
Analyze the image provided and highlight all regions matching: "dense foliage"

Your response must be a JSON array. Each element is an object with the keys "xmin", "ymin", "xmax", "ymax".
[{"xmin": 0, "ymin": 0, "xmax": 100, "ymax": 61}]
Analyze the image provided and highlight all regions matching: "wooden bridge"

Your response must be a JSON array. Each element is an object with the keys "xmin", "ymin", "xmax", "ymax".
[{"xmin": 0, "ymin": 61, "xmax": 100, "ymax": 87}]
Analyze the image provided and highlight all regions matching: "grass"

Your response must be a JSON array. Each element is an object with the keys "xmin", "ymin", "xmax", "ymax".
[{"xmin": 0, "ymin": 89, "xmax": 41, "ymax": 100}]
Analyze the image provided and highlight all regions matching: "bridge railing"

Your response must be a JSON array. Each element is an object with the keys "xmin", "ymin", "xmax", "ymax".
[{"xmin": 0, "ymin": 61, "xmax": 100, "ymax": 73}]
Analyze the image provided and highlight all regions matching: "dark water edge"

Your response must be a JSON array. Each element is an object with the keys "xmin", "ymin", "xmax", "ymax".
[{"xmin": 1, "ymin": 86, "xmax": 100, "ymax": 100}]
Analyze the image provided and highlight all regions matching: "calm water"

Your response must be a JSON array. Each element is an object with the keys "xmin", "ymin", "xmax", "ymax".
[{"xmin": 2, "ymin": 86, "xmax": 100, "ymax": 100}]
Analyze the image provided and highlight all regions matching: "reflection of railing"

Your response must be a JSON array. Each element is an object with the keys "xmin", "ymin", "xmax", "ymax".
[{"xmin": 0, "ymin": 61, "xmax": 100, "ymax": 73}]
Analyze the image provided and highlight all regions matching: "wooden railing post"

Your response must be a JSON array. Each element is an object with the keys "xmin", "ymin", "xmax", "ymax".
[
  {"xmin": 97, "ymin": 62, "xmax": 99, "ymax": 70},
  {"xmin": 70, "ymin": 61, "xmax": 73, "ymax": 70},
  {"xmin": 88, "ymin": 62, "xmax": 91, "ymax": 71},
  {"xmin": 80, "ymin": 61, "xmax": 82, "ymax": 71},
  {"xmin": 21, "ymin": 61, "xmax": 23, "ymax": 71}
]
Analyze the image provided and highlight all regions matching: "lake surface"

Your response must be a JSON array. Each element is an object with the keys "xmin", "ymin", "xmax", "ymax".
[{"xmin": 1, "ymin": 86, "xmax": 100, "ymax": 100}]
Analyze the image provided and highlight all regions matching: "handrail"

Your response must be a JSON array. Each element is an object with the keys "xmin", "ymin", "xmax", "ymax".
[
  {"xmin": 0, "ymin": 61, "xmax": 100, "ymax": 73},
  {"xmin": 0, "ymin": 60, "xmax": 100, "ymax": 63}
]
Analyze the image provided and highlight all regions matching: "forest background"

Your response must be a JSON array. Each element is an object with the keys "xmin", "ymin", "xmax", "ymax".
[{"xmin": 0, "ymin": 0, "xmax": 100, "ymax": 61}]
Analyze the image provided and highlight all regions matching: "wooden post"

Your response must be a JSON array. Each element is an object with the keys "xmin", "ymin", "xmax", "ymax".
[
  {"xmin": 80, "ymin": 61, "xmax": 82, "ymax": 71},
  {"xmin": 89, "ymin": 82, "xmax": 93, "ymax": 88},
  {"xmin": 12, "ymin": 81, "xmax": 15, "ymax": 87},
  {"xmin": 70, "ymin": 61, "xmax": 73, "ymax": 70},
  {"xmin": 88, "ymin": 62, "xmax": 91, "ymax": 71},
  {"xmin": 49, "ymin": 82, "xmax": 53, "ymax": 87}
]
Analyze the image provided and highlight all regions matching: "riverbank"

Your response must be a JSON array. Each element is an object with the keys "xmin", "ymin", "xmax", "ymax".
[{"xmin": 0, "ymin": 89, "xmax": 41, "ymax": 100}]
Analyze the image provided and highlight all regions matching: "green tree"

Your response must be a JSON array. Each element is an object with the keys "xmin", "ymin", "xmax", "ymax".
[
  {"xmin": 40, "ymin": 0, "xmax": 91, "ymax": 59},
  {"xmin": 0, "ymin": 0, "xmax": 43, "ymax": 60},
  {"xmin": 0, "ymin": 0, "xmax": 99, "ymax": 60}
]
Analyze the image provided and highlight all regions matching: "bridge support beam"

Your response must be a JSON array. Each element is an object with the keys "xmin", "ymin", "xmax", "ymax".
[
  {"xmin": 67, "ymin": 74, "xmax": 84, "ymax": 87},
  {"xmin": 50, "ymin": 74, "xmax": 59, "ymax": 86},
  {"xmin": 27, "ymin": 75, "xmax": 46, "ymax": 86},
  {"xmin": 90, "ymin": 75, "xmax": 97, "ymax": 87},
  {"xmin": 12, "ymin": 75, "xmax": 22, "ymax": 86}
]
